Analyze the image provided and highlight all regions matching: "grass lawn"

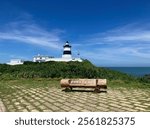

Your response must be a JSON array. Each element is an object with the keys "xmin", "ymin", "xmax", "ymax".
[
  {"xmin": 0, "ymin": 78, "xmax": 150, "ymax": 97},
  {"xmin": 0, "ymin": 78, "xmax": 150, "ymax": 96}
]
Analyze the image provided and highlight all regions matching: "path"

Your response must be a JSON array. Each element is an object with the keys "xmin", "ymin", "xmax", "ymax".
[
  {"xmin": 0, "ymin": 85, "xmax": 150, "ymax": 112},
  {"xmin": 0, "ymin": 99, "xmax": 6, "ymax": 112}
]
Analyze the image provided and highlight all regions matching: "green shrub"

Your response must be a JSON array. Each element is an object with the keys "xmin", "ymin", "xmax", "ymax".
[{"xmin": 0, "ymin": 60, "xmax": 142, "ymax": 83}]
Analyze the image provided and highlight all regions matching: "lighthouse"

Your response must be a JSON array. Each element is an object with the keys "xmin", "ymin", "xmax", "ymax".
[
  {"xmin": 62, "ymin": 41, "xmax": 72, "ymax": 59},
  {"xmin": 32, "ymin": 41, "xmax": 82, "ymax": 63}
]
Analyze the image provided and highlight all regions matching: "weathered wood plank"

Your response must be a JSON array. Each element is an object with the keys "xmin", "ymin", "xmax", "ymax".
[{"xmin": 60, "ymin": 79, "xmax": 107, "ymax": 92}]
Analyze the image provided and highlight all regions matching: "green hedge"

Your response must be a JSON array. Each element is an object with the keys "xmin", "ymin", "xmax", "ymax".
[{"xmin": 0, "ymin": 60, "xmax": 138, "ymax": 82}]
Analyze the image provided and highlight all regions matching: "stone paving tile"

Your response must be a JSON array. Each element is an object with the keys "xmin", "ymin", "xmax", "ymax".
[
  {"xmin": 0, "ymin": 99, "xmax": 6, "ymax": 112},
  {"xmin": 0, "ymin": 85, "xmax": 150, "ymax": 112}
]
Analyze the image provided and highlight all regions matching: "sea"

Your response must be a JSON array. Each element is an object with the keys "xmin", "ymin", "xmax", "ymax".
[{"xmin": 107, "ymin": 67, "xmax": 150, "ymax": 77}]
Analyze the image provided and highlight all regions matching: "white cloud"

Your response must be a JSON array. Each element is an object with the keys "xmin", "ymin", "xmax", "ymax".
[
  {"xmin": 83, "ymin": 23, "xmax": 150, "ymax": 44},
  {"xmin": 0, "ymin": 21, "xmax": 64, "ymax": 49},
  {"xmin": 103, "ymin": 31, "xmax": 150, "ymax": 42},
  {"xmin": 75, "ymin": 23, "xmax": 150, "ymax": 66}
]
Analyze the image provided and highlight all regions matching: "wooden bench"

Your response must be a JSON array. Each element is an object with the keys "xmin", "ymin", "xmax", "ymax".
[{"xmin": 60, "ymin": 79, "xmax": 107, "ymax": 92}]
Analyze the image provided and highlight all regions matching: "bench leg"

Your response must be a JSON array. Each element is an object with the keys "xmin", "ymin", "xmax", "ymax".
[
  {"xmin": 64, "ymin": 87, "xmax": 72, "ymax": 92},
  {"xmin": 94, "ymin": 87, "xmax": 100, "ymax": 93}
]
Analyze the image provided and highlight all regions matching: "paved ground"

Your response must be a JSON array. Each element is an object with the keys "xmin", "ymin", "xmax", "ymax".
[
  {"xmin": 0, "ymin": 99, "xmax": 6, "ymax": 112},
  {"xmin": 0, "ymin": 85, "xmax": 150, "ymax": 112}
]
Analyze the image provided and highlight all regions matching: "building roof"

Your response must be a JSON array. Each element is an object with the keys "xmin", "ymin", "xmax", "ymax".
[
  {"xmin": 33, "ymin": 55, "xmax": 54, "ymax": 58},
  {"xmin": 63, "ymin": 41, "xmax": 71, "ymax": 48}
]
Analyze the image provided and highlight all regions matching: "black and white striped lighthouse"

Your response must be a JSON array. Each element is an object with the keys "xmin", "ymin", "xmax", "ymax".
[{"xmin": 62, "ymin": 41, "xmax": 72, "ymax": 59}]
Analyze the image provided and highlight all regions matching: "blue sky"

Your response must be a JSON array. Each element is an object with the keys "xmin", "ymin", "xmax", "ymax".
[{"xmin": 0, "ymin": 0, "xmax": 150, "ymax": 66}]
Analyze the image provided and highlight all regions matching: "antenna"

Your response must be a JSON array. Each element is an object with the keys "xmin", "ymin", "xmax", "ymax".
[{"xmin": 77, "ymin": 51, "xmax": 80, "ymax": 58}]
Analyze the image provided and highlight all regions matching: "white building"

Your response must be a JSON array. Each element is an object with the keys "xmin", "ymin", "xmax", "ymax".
[
  {"xmin": 33, "ymin": 55, "xmax": 54, "ymax": 62},
  {"xmin": 33, "ymin": 41, "xmax": 83, "ymax": 62},
  {"xmin": 7, "ymin": 59, "xmax": 24, "ymax": 65}
]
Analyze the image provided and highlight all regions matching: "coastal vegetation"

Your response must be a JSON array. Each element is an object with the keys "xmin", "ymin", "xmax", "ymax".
[
  {"xmin": 0, "ymin": 60, "xmax": 149, "ymax": 89},
  {"xmin": 139, "ymin": 74, "xmax": 150, "ymax": 83},
  {"xmin": 0, "ymin": 60, "xmax": 134, "ymax": 79}
]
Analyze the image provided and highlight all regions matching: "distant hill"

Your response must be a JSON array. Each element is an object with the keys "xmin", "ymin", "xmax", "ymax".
[{"xmin": 0, "ymin": 60, "xmax": 136, "ymax": 81}]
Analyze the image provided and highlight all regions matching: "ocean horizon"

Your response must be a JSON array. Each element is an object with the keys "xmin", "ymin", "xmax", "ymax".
[{"xmin": 106, "ymin": 67, "xmax": 150, "ymax": 77}]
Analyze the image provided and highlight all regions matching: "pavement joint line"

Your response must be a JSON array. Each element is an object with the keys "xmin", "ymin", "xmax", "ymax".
[
  {"xmin": 0, "ymin": 99, "xmax": 6, "ymax": 112},
  {"xmin": 1, "ymin": 85, "xmax": 150, "ymax": 112}
]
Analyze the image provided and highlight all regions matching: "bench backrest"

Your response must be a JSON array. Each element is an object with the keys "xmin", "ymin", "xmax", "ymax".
[
  {"xmin": 60, "ymin": 79, "xmax": 107, "ymax": 87},
  {"xmin": 97, "ymin": 79, "xmax": 107, "ymax": 86},
  {"xmin": 69, "ymin": 79, "xmax": 97, "ymax": 87}
]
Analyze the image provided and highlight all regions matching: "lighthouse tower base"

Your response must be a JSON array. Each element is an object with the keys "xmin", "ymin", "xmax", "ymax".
[{"xmin": 62, "ymin": 55, "xmax": 72, "ymax": 59}]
